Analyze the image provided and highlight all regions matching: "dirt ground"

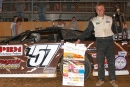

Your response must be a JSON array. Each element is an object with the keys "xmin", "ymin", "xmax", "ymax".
[
  {"xmin": 0, "ymin": 59, "xmax": 129, "ymax": 87},
  {"xmin": 0, "ymin": 37, "xmax": 130, "ymax": 87}
]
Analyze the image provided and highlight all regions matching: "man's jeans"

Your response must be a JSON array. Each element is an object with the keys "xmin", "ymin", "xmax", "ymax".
[
  {"xmin": 38, "ymin": 6, "xmax": 46, "ymax": 21},
  {"xmin": 0, "ymin": 0, "xmax": 2, "ymax": 11},
  {"xmin": 16, "ymin": 12, "xmax": 24, "ymax": 18},
  {"xmin": 96, "ymin": 37, "xmax": 116, "ymax": 81}
]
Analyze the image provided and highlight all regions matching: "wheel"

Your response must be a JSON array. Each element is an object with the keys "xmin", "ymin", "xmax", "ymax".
[
  {"xmin": 60, "ymin": 54, "xmax": 92, "ymax": 80},
  {"xmin": 84, "ymin": 54, "xmax": 92, "ymax": 80}
]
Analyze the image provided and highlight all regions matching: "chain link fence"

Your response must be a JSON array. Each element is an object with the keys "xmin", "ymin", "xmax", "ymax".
[{"xmin": 0, "ymin": 0, "xmax": 129, "ymax": 22}]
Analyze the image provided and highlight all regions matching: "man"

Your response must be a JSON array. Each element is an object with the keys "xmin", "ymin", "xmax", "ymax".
[
  {"xmin": 12, "ymin": 18, "xmax": 21, "ymax": 36},
  {"xmin": 57, "ymin": 19, "xmax": 66, "ymax": 28},
  {"xmin": 10, "ymin": 16, "xmax": 18, "ymax": 36},
  {"xmin": 37, "ymin": 0, "xmax": 46, "ymax": 21},
  {"xmin": 69, "ymin": 17, "xmax": 79, "ymax": 30},
  {"xmin": 75, "ymin": 4, "xmax": 127, "ymax": 87},
  {"xmin": 15, "ymin": 0, "xmax": 25, "ymax": 18}
]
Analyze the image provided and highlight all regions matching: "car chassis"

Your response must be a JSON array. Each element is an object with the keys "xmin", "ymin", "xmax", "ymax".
[{"xmin": 0, "ymin": 27, "xmax": 129, "ymax": 80}]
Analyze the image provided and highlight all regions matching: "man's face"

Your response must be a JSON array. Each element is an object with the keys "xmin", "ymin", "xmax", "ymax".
[
  {"xmin": 96, "ymin": 5, "xmax": 105, "ymax": 17},
  {"xmin": 72, "ymin": 18, "xmax": 76, "ymax": 22},
  {"xmin": 58, "ymin": 21, "xmax": 62, "ymax": 25}
]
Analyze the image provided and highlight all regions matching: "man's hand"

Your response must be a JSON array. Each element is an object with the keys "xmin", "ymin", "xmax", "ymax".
[
  {"xmin": 75, "ymin": 39, "xmax": 80, "ymax": 45},
  {"xmin": 123, "ymin": 23, "xmax": 127, "ymax": 29}
]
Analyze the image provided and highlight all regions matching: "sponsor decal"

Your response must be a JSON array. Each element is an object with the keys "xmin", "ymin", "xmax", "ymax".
[
  {"xmin": 121, "ymin": 41, "xmax": 127, "ymax": 45},
  {"xmin": 96, "ymin": 22, "xmax": 100, "ymax": 25},
  {"xmin": 106, "ymin": 21, "xmax": 110, "ymax": 23},
  {"xmin": 94, "ymin": 64, "xmax": 98, "ymax": 69},
  {"xmin": 92, "ymin": 53, "xmax": 97, "ymax": 58},
  {"xmin": 0, "ymin": 45, "xmax": 22, "ymax": 56},
  {"xmin": 0, "ymin": 58, "xmax": 21, "ymax": 69},
  {"xmin": 115, "ymin": 56, "xmax": 127, "ymax": 69},
  {"xmin": 87, "ymin": 47, "xmax": 96, "ymax": 52},
  {"xmin": 106, "ymin": 18, "xmax": 110, "ymax": 23},
  {"xmin": 94, "ymin": 59, "xmax": 108, "ymax": 69},
  {"xmin": 104, "ymin": 64, "xmax": 108, "ymax": 68},
  {"xmin": 43, "ymin": 67, "xmax": 56, "ymax": 74},
  {"xmin": 104, "ymin": 58, "xmax": 108, "ymax": 68},
  {"xmin": 118, "ymin": 51, "xmax": 127, "ymax": 57},
  {"xmin": 25, "ymin": 44, "xmax": 60, "ymax": 68}
]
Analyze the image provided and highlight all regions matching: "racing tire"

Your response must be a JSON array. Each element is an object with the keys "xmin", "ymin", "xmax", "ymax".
[{"xmin": 60, "ymin": 54, "xmax": 92, "ymax": 80}]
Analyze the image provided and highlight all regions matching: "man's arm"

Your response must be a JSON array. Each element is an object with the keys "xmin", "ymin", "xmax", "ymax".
[
  {"xmin": 75, "ymin": 21, "xmax": 94, "ymax": 44},
  {"xmin": 76, "ymin": 22, "xmax": 79, "ymax": 30},
  {"xmin": 15, "ymin": 25, "xmax": 19, "ymax": 35},
  {"xmin": 79, "ymin": 21, "xmax": 94, "ymax": 41}
]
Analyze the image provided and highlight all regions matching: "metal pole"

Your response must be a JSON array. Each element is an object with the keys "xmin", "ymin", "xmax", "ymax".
[
  {"xmin": 0, "ymin": 0, "xmax": 2, "ymax": 13},
  {"xmin": 97, "ymin": 0, "xmax": 99, "ymax": 4},
  {"xmin": 31, "ymin": 0, "xmax": 34, "ymax": 30},
  {"xmin": 31, "ymin": 0, "xmax": 34, "ymax": 21}
]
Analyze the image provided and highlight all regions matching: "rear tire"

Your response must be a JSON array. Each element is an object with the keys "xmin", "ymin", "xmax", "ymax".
[
  {"xmin": 60, "ymin": 54, "xmax": 92, "ymax": 80},
  {"xmin": 84, "ymin": 54, "xmax": 92, "ymax": 80}
]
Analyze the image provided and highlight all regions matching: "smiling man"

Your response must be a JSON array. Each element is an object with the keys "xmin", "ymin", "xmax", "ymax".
[{"xmin": 75, "ymin": 4, "xmax": 127, "ymax": 87}]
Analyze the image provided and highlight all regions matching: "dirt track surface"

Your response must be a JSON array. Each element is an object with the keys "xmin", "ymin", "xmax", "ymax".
[{"xmin": 0, "ymin": 58, "xmax": 129, "ymax": 87}]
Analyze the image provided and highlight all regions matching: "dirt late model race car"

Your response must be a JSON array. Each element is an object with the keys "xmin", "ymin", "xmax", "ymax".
[{"xmin": 0, "ymin": 27, "xmax": 129, "ymax": 80}]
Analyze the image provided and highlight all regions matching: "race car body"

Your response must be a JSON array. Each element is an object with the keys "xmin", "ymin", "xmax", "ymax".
[{"xmin": 0, "ymin": 27, "xmax": 129, "ymax": 79}]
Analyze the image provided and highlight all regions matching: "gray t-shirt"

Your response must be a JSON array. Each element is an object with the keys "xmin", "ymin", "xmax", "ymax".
[
  {"xmin": 15, "ymin": 2, "xmax": 25, "ymax": 12},
  {"xmin": 69, "ymin": 21, "xmax": 79, "ymax": 30}
]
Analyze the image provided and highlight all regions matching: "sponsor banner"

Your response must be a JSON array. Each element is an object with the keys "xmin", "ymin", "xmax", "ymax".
[
  {"xmin": 0, "ymin": 43, "xmax": 62, "ymax": 78},
  {"xmin": 0, "ymin": 45, "xmax": 22, "ymax": 56},
  {"xmin": 62, "ymin": 43, "xmax": 86, "ymax": 86}
]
